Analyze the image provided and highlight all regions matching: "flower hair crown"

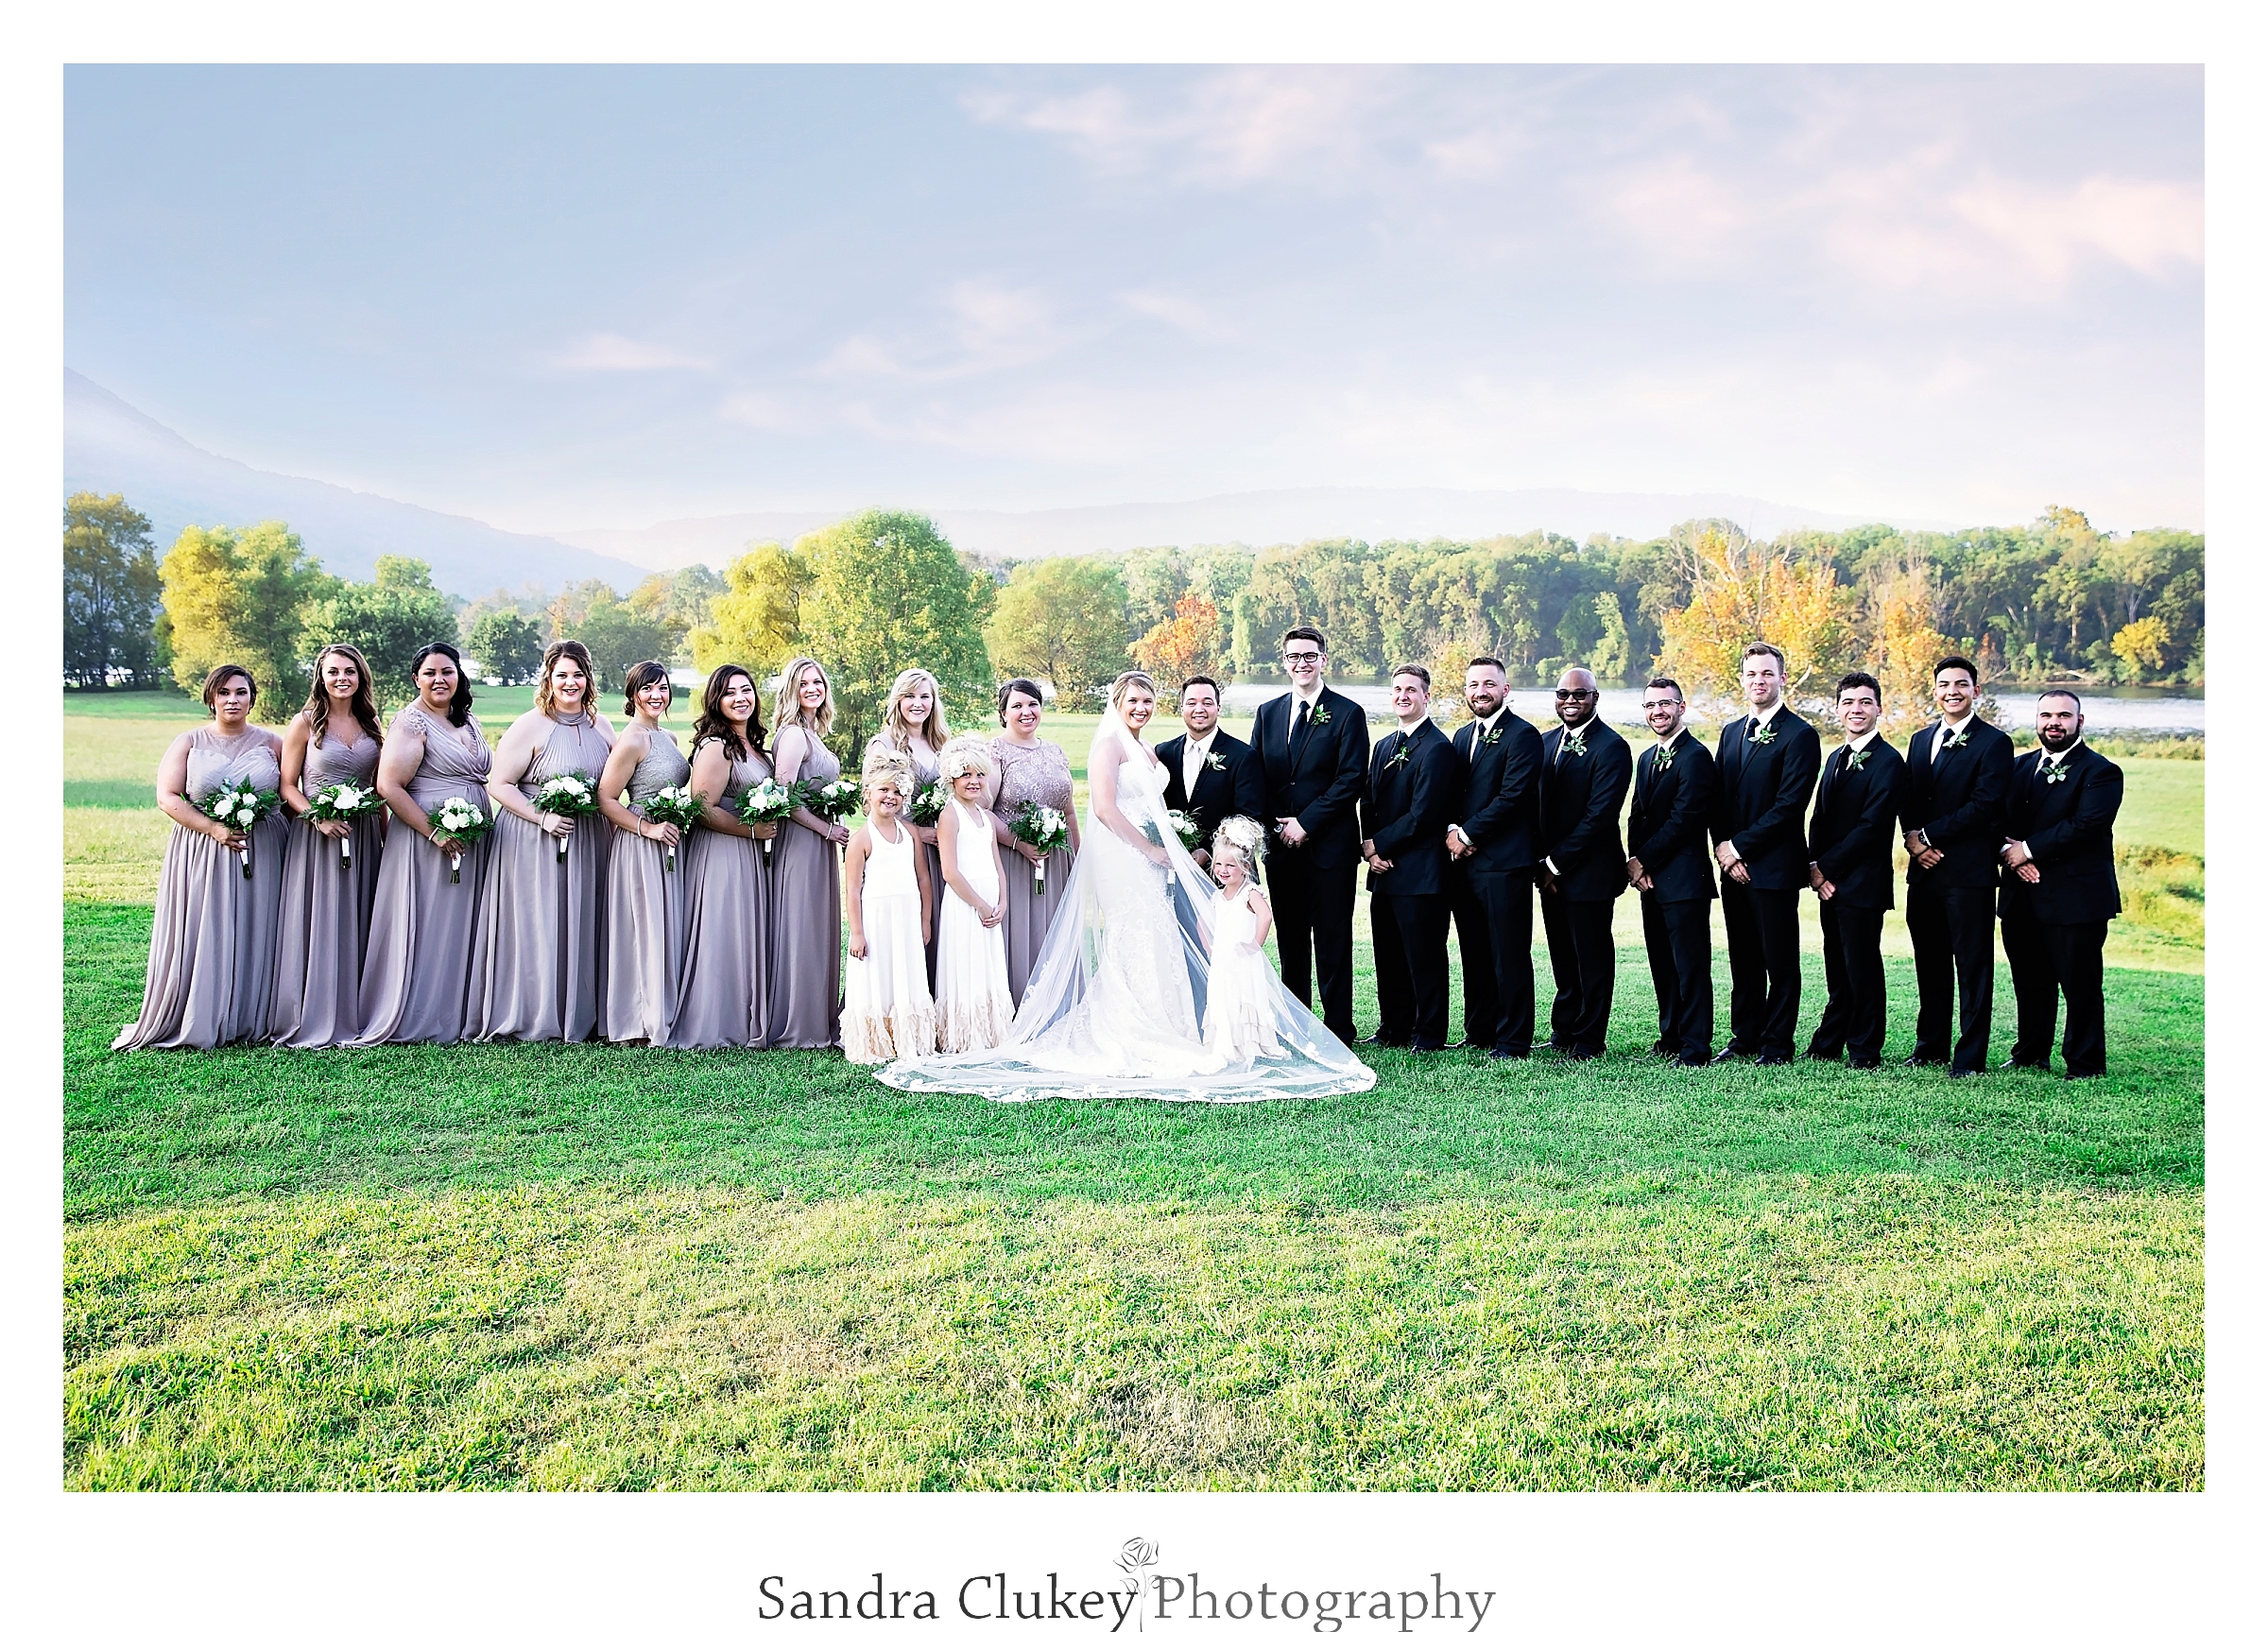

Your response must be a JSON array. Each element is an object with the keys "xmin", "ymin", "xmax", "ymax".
[{"xmin": 1211, "ymin": 815, "xmax": 1266, "ymax": 863}]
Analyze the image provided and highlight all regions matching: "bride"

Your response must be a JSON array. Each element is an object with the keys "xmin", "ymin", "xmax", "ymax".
[{"xmin": 878, "ymin": 671, "xmax": 1375, "ymax": 1103}]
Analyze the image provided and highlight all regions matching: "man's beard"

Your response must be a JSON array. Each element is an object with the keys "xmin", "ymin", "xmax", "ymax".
[
  {"xmin": 1469, "ymin": 700, "xmax": 1501, "ymax": 719},
  {"xmin": 2040, "ymin": 727, "xmax": 2075, "ymax": 748}
]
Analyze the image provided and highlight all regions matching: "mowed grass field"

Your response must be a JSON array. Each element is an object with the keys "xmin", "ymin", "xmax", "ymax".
[{"xmin": 62, "ymin": 690, "xmax": 2205, "ymax": 1489}]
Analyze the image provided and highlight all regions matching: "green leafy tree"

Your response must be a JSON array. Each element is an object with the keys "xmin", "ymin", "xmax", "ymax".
[
  {"xmin": 687, "ymin": 542, "xmax": 814, "ymax": 679},
  {"xmin": 799, "ymin": 508, "xmax": 995, "ymax": 760},
  {"xmin": 984, "ymin": 555, "xmax": 1130, "ymax": 703},
  {"xmin": 566, "ymin": 588, "xmax": 677, "ymax": 692},
  {"xmin": 627, "ymin": 565, "xmax": 727, "ymax": 666},
  {"xmin": 300, "ymin": 556, "xmax": 460, "ymax": 709},
  {"xmin": 63, "ymin": 491, "xmax": 163, "ymax": 689},
  {"xmin": 159, "ymin": 520, "xmax": 328, "ymax": 721},
  {"xmin": 467, "ymin": 608, "xmax": 545, "ymax": 685},
  {"xmin": 2110, "ymin": 615, "xmax": 2172, "ymax": 682}
]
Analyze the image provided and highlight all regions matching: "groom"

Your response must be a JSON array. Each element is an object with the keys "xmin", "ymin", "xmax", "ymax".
[
  {"xmin": 1159, "ymin": 675, "xmax": 1266, "ymax": 870},
  {"xmin": 1254, "ymin": 626, "xmax": 1371, "ymax": 1045}
]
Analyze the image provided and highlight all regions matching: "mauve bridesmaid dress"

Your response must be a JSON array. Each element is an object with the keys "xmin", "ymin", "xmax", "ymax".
[
  {"xmin": 269, "ymin": 726, "xmax": 384, "ymax": 1047},
  {"xmin": 112, "ymin": 727, "xmax": 287, "ymax": 1051},
  {"xmin": 664, "ymin": 744, "xmax": 774, "ymax": 1049},
  {"xmin": 766, "ymin": 724, "xmax": 843, "ymax": 1048},
  {"xmin": 602, "ymin": 727, "xmax": 692, "ymax": 1042}
]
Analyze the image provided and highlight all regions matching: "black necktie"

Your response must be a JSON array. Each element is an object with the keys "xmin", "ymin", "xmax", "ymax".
[{"xmin": 1295, "ymin": 700, "xmax": 1311, "ymax": 743}]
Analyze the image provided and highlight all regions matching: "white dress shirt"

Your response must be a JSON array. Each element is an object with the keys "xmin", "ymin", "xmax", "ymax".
[{"xmin": 1181, "ymin": 729, "xmax": 1217, "ymax": 800}]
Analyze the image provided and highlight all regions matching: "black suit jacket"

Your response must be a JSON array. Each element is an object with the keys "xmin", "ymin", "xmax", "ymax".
[
  {"xmin": 1901, "ymin": 715, "xmax": 2014, "ymax": 893},
  {"xmin": 1158, "ymin": 729, "xmax": 1265, "ymax": 850},
  {"xmin": 1712, "ymin": 710, "xmax": 1825, "ymax": 891},
  {"xmin": 1538, "ymin": 721, "xmax": 1633, "ymax": 902},
  {"xmin": 1450, "ymin": 711, "xmax": 1542, "ymax": 872},
  {"xmin": 1253, "ymin": 687, "xmax": 1370, "ymax": 869},
  {"xmin": 2000, "ymin": 741, "xmax": 2124, "ymax": 924},
  {"xmin": 1626, "ymin": 730, "xmax": 1717, "ymax": 902},
  {"xmin": 1360, "ymin": 719, "xmax": 1459, "ymax": 897},
  {"xmin": 1807, "ymin": 736, "xmax": 1909, "ymax": 914}
]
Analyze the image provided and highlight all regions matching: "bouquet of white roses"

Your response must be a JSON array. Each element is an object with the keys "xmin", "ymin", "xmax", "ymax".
[
  {"xmin": 1007, "ymin": 800, "xmax": 1071, "ymax": 894},
  {"xmin": 732, "ymin": 778, "xmax": 799, "ymax": 856},
  {"xmin": 804, "ymin": 777, "xmax": 862, "ymax": 832},
  {"xmin": 427, "ymin": 796, "xmax": 495, "ymax": 884},
  {"xmin": 641, "ymin": 783, "xmax": 704, "ymax": 872},
  {"xmin": 198, "ymin": 778, "xmax": 284, "ymax": 879},
  {"xmin": 301, "ymin": 781, "xmax": 379, "ymax": 870},
  {"xmin": 905, "ymin": 780, "xmax": 949, "ymax": 826},
  {"xmin": 1137, "ymin": 808, "xmax": 1202, "ymax": 856},
  {"xmin": 532, "ymin": 772, "xmax": 599, "ymax": 863}
]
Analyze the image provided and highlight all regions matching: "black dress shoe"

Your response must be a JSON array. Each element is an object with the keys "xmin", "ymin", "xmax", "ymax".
[
  {"xmin": 1847, "ymin": 1057, "xmax": 1880, "ymax": 1072},
  {"xmin": 2001, "ymin": 1056, "xmax": 2050, "ymax": 1072},
  {"xmin": 1899, "ymin": 1053, "xmax": 1949, "ymax": 1068},
  {"xmin": 1949, "ymin": 1068, "xmax": 1983, "ymax": 1079},
  {"xmin": 1409, "ymin": 1039, "xmax": 1443, "ymax": 1055},
  {"xmin": 1710, "ymin": 1045, "xmax": 1754, "ymax": 1065},
  {"xmin": 2065, "ymin": 1068, "xmax": 2108, "ymax": 1079},
  {"xmin": 1675, "ymin": 1056, "xmax": 1712, "ymax": 1069},
  {"xmin": 1651, "ymin": 1039, "xmax": 1681, "ymax": 1057},
  {"xmin": 1487, "ymin": 1046, "xmax": 1527, "ymax": 1060},
  {"xmin": 1756, "ymin": 1052, "xmax": 1793, "ymax": 1066},
  {"xmin": 1564, "ymin": 1046, "xmax": 1603, "ymax": 1061},
  {"xmin": 1804, "ymin": 1047, "xmax": 1842, "ymax": 1063},
  {"xmin": 1362, "ymin": 1032, "xmax": 1407, "ymax": 1048}
]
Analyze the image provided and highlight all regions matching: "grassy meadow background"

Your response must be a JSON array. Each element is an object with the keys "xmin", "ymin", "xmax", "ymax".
[{"xmin": 62, "ymin": 688, "xmax": 2205, "ymax": 1489}]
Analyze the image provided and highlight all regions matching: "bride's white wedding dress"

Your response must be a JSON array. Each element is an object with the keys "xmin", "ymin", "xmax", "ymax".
[{"xmin": 877, "ymin": 714, "xmax": 1374, "ymax": 1104}]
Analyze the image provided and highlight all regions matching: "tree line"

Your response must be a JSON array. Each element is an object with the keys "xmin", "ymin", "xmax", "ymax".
[{"xmin": 65, "ymin": 490, "xmax": 2202, "ymax": 745}]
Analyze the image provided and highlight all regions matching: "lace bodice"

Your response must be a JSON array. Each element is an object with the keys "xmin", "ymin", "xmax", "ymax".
[
  {"xmin": 395, "ymin": 706, "xmax": 491, "ymax": 802},
  {"xmin": 185, "ymin": 728, "xmax": 282, "ymax": 801},
  {"xmin": 991, "ymin": 736, "xmax": 1074, "ymax": 816}
]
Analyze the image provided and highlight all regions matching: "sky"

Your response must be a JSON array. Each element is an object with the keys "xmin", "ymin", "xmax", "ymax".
[{"xmin": 64, "ymin": 64, "xmax": 2203, "ymax": 536}]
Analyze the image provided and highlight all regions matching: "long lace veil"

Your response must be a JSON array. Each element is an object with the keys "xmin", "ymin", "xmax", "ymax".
[{"xmin": 877, "ymin": 707, "xmax": 1376, "ymax": 1103}]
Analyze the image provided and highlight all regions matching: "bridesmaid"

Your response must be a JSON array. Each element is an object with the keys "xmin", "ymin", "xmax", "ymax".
[
  {"xmin": 988, "ymin": 677, "xmax": 1081, "ymax": 1006},
  {"xmin": 270, "ymin": 643, "xmax": 386, "ymax": 1047},
  {"xmin": 667, "ymin": 663, "xmax": 782, "ymax": 1049},
  {"xmin": 351, "ymin": 642, "xmax": 495, "ymax": 1045},
  {"xmin": 465, "ymin": 640, "xmax": 616, "ymax": 1042},
  {"xmin": 876, "ymin": 668, "xmax": 950, "ymax": 982},
  {"xmin": 598, "ymin": 660, "xmax": 691, "ymax": 1043},
  {"xmin": 113, "ymin": 664, "xmax": 287, "ymax": 1050},
  {"xmin": 767, "ymin": 655, "xmax": 848, "ymax": 1048}
]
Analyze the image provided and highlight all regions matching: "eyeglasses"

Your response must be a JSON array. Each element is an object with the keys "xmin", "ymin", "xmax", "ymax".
[
  {"xmin": 1555, "ymin": 689, "xmax": 1596, "ymax": 700},
  {"xmin": 1282, "ymin": 651, "xmax": 1323, "ymax": 666}
]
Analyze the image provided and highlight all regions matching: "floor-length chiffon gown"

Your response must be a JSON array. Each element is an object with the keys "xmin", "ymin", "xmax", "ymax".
[
  {"xmin": 988, "ymin": 733, "xmax": 1078, "ymax": 1008},
  {"xmin": 269, "ymin": 728, "xmax": 384, "ymax": 1047},
  {"xmin": 349, "ymin": 707, "xmax": 494, "ymax": 1045},
  {"xmin": 767, "ymin": 724, "xmax": 843, "ymax": 1048},
  {"xmin": 113, "ymin": 727, "xmax": 287, "ymax": 1051},
  {"xmin": 602, "ymin": 728, "xmax": 691, "ymax": 1042},
  {"xmin": 665, "ymin": 746, "xmax": 774, "ymax": 1049},
  {"xmin": 465, "ymin": 712, "xmax": 611, "ymax": 1042}
]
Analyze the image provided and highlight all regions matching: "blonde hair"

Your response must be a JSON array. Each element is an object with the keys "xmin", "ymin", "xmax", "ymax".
[
  {"xmin": 938, "ymin": 732, "xmax": 996, "ymax": 784},
  {"xmin": 1108, "ymin": 670, "xmax": 1158, "ymax": 716},
  {"xmin": 772, "ymin": 656, "xmax": 835, "ymax": 736},
  {"xmin": 882, "ymin": 668, "xmax": 950, "ymax": 752},
  {"xmin": 861, "ymin": 741, "xmax": 917, "ymax": 800},
  {"xmin": 1211, "ymin": 815, "xmax": 1266, "ymax": 874}
]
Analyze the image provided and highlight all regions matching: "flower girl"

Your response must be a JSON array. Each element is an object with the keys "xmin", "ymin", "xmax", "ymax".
[
  {"xmin": 933, "ymin": 733, "xmax": 1016, "ymax": 1051},
  {"xmin": 840, "ymin": 756, "xmax": 937, "ymax": 1064},
  {"xmin": 1199, "ymin": 816, "xmax": 1286, "ymax": 1064}
]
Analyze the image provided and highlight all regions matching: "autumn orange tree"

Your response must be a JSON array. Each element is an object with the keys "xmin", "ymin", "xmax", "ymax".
[
  {"xmin": 1130, "ymin": 592, "xmax": 1223, "ymax": 689},
  {"xmin": 1655, "ymin": 524, "xmax": 1852, "ymax": 711}
]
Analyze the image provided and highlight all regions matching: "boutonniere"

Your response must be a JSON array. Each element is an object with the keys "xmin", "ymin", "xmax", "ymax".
[
  {"xmin": 1563, "ymin": 731, "xmax": 1589, "ymax": 757},
  {"xmin": 1311, "ymin": 705, "xmax": 1332, "ymax": 725},
  {"xmin": 1941, "ymin": 730, "xmax": 1968, "ymax": 751},
  {"xmin": 1654, "ymin": 743, "xmax": 1675, "ymax": 770},
  {"xmin": 1849, "ymin": 747, "xmax": 1871, "ymax": 769},
  {"xmin": 1385, "ymin": 741, "xmax": 1414, "ymax": 771},
  {"xmin": 1205, "ymin": 750, "xmax": 1228, "ymax": 772},
  {"xmin": 2044, "ymin": 759, "xmax": 2070, "ymax": 784},
  {"xmin": 1750, "ymin": 721, "xmax": 1777, "ymax": 747},
  {"xmin": 1479, "ymin": 720, "xmax": 1504, "ymax": 747}
]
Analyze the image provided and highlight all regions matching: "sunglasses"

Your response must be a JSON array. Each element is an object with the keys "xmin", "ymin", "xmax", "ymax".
[{"xmin": 1555, "ymin": 688, "xmax": 1596, "ymax": 700}]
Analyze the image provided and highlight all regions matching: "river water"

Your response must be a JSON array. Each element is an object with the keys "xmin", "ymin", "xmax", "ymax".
[{"xmin": 1217, "ymin": 684, "xmax": 2204, "ymax": 732}]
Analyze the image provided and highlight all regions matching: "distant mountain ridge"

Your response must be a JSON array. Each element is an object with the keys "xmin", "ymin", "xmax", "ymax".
[{"xmin": 63, "ymin": 369, "xmax": 648, "ymax": 597}]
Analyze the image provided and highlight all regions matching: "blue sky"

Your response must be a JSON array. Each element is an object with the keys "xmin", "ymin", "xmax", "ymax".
[{"xmin": 64, "ymin": 64, "xmax": 2202, "ymax": 535}]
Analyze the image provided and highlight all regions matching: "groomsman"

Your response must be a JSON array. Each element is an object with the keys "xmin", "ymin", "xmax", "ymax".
[
  {"xmin": 1254, "ymin": 626, "xmax": 1371, "ymax": 1046},
  {"xmin": 1999, "ymin": 690, "xmax": 2124, "ymax": 1078},
  {"xmin": 1159, "ymin": 675, "xmax": 1265, "ymax": 870},
  {"xmin": 1625, "ymin": 677, "xmax": 1715, "ymax": 1067},
  {"xmin": 1360, "ymin": 665, "xmax": 1461, "ymax": 1053},
  {"xmin": 1804, "ymin": 672, "xmax": 1908, "ymax": 1071},
  {"xmin": 1899, "ymin": 655, "xmax": 2014, "ymax": 1076},
  {"xmin": 1447, "ymin": 656, "xmax": 1544, "ymax": 1057},
  {"xmin": 1537, "ymin": 667, "xmax": 1633, "ymax": 1059},
  {"xmin": 1711, "ymin": 642, "xmax": 1823, "ymax": 1065}
]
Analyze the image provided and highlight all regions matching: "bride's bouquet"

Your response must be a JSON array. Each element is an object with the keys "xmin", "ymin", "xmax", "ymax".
[
  {"xmin": 1141, "ymin": 809, "xmax": 1202, "ymax": 852},
  {"xmin": 804, "ymin": 776, "xmax": 862, "ymax": 834},
  {"xmin": 199, "ymin": 778, "xmax": 284, "ymax": 879},
  {"xmin": 732, "ymin": 778, "xmax": 799, "ymax": 856},
  {"xmin": 427, "ymin": 796, "xmax": 495, "ymax": 884},
  {"xmin": 640, "ymin": 783, "xmax": 704, "ymax": 872},
  {"xmin": 1008, "ymin": 800, "xmax": 1071, "ymax": 894},
  {"xmin": 301, "ymin": 781, "xmax": 379, "ymax": 870},
  {"xmin": 905, "ymin": 780, "xmax": 949, "ymax": 826},
  {"xmin": 532, "ymin": 773, "xmax": 599, "ymax": 863}
]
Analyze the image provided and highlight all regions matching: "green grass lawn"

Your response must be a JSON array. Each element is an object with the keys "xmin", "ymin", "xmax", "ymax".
[{"xmin": 60, "ymin": 691, "xmax": 2207, "ymax": 1489}]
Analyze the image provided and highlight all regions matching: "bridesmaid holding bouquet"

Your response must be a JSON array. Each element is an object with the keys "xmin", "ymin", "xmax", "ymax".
[
  {"xmin": 987, "ymin": 677, "xmax": 1080, "ymax": 1006},
  {"xmin": 351, "ymin": 643, "xmax": 494, "ymax": 1045},
  {"xmin": 766, "ymin": 655, "xmax": 848, "ymax": 1048},
  {"xmin": 113, "ymin": 664, "xmax": 288, "ymax": 1051},
  {"xmin": 465, "ymin": 640, "xmax": 615, "ymax": 1042},
  {"xmin": 270, "ymin": 643, "xmax": 386, "ymax": 1047},
  {"xmin": 598, "ymin": 660, "xmax": 692, "ymax": 1043},
  {"xmin": 668, "ymin": 663, "xmax": 781, "ymax": 1049}
]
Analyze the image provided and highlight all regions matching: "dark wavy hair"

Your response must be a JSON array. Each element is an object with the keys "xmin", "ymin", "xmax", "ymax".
[
  {"xmin": 622, "ymin": 660, "xmax": 672, "ymax": 716},
  {"xmin": 692, "ymin": 663, "xmax": 767, "ymax": 763},
  {"xmin": 299, "ymin": 643, "xmax": 383, "ymax": 747},
  {"xmin": 408, "ymin": 642, "xmax": 474, "ymax": 729},
  {"xmin": 535, "ymin": 640, "xmax": 596, "ymax": 719}
]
